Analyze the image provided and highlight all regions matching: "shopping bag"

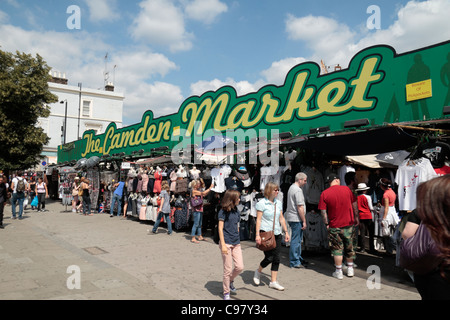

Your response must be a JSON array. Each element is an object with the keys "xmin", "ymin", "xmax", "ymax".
[{"xmin": 31, "ymin": 196, "xmax": 38, "ymax": 207}]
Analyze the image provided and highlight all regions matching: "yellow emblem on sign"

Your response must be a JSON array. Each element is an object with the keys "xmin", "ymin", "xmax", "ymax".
[{"xmin": 406, "ymin": 79, "xmax": 432, "ymax": 102}]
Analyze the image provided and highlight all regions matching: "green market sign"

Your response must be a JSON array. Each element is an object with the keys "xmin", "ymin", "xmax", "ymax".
[{"xmin": 58, "ymin": 41, "xmax": 450, "ymax": 163}]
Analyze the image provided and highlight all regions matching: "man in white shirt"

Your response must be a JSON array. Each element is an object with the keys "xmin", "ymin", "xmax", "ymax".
[
  {"xmin": 11, "ymin": 171, "xmax": 28, "ymax": 220},
  {"xmin": 285, "ymin": 172, "xmax": 308, "ymax": 268}
]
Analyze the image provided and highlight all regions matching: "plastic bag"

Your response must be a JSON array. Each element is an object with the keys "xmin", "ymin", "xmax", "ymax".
[
  {"xmin": 31, "ymin": 196, "xmax": 38, "ymax": 207},
  {"xmin": 381, "ymin": 219, "xmax": 390, "ymax": 237}
]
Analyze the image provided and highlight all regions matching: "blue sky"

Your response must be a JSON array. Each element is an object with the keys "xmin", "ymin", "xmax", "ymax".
[{"xmin": 1, "ymin": 0, "xmax": 450, "ymax": 126}]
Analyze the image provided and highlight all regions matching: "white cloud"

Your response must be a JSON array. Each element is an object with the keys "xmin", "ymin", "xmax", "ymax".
[
  {"xmin": 84, "ymin": 0, "xmax": 120, "ymax": 22},
  {"xmin": 285, "ymin": 14, "xmax": 355, "ymax": 66},
  {"xmin": 0, "ymin": 24, "xmax": 110, "ymax": 84},
  {"xmin": 261, "ymin": 57, "xmax": 307, "ymax": 84},
  {"xmin": 130, "ymin": 0, "xmax": 194, "ymax": 52},
  {"xmin": 183, "ymin": 0, "xmax": 228, "ymax": 24},
  {"xmin": 354, "ymin": 0, "xmax": 450, "ymax": 57},
  {"xmin": 122, "ymin": 81, "xmax": 184, "ymax": 125},
  {"xmin": 285, "ymin": 0, "xmax": 450, "ymax": 68},
  {"xmin": 0, "ymin": 23, "xmax": 182, "ymax": 126},
  {"xmin": 0, "ymin": 10, "xmax": 9, "ymax": 24},
  {"xmin": 190, "ymin": 78, "xmax": 264, "ymax": 97}
]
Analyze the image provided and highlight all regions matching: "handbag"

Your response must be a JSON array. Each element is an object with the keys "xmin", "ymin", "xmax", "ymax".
[
  {"xmin": 399, "ymin": 222, "xmax": 443, "ymax": 275},
  {"xmin": 256, "ymin": 203, "xmax": 277, "ymax": 251},
  {"xmin": 191, "ymin": 195, "xmax": 203, "ymax": 208}
]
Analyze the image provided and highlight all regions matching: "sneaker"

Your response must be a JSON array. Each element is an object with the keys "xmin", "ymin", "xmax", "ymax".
[
  {"xmin": 223, "ymin": 293, "xmax": 231, "ymax": 300},
  {"xmin": 347, "ymin": 267, "xmax": 354, "ymax": 277},
  {"xmin": 269, "ymin": 282, "xmax": 285, "ymax": 291},
  {"xmin": 332, "ymin": 270, "xmax": 344, "ymax": 280},
  {"xmin": 230, "ymin": 281, "xmax": 237, "ymax": 293},
  {"xmin": 253, "ymin": 270, "xmax": 261, "ymax": 286}
]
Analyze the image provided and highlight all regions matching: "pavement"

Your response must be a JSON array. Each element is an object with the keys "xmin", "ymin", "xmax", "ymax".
[{"xmin": 0, "ymin": 199, "xmax": 421, "ymax": 302}]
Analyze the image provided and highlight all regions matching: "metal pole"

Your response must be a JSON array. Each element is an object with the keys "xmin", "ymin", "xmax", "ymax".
[
  {"xmin": 64, "ymin": 100, "xmax": 67, "ymax": 144},
  {"xmin": 78, "ymin": 82, "xmax": 82, "ymax": 139}
]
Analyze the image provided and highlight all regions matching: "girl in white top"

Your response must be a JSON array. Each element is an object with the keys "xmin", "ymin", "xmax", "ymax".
[{"xmin": 36, "ymin": 177, "xmax": 48, "ymax": 212}]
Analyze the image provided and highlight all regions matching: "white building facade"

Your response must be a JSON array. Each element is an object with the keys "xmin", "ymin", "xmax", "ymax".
[{"xmin": 38, "ymin": 75, "xmax": 124, "ymax": 167}]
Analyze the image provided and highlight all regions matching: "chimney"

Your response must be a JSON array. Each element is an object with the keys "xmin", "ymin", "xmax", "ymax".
[
  {"xmin": 105, "ymin": 82, "xmax": 115, "ymax": 92},
  {"xmin": 49, "ymin": 70, "xmax": 68, "ymax": 85}
]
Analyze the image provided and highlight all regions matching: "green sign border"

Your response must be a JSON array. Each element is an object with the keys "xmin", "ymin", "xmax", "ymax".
[{"xmin": 58, "ymin": 40, "xmax": 450, "ymax": 163}]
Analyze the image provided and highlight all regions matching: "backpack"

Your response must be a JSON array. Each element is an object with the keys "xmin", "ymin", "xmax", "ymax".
[{"xmin": 16, "ymin": 178, "xmax": 26, "ymax": 193}]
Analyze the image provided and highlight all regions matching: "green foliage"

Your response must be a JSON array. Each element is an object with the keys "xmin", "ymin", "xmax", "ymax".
[{"xmin": 0, "ymin": 49, "xmax": 57, "ymax": 171}]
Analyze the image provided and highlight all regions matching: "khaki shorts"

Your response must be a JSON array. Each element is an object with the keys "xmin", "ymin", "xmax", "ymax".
[{"xmin": 328, "ymin": 226, "xmax": 356, "ymax": 259}]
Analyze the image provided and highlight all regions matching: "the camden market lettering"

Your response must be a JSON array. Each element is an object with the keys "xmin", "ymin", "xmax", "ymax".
[
  {"xmin": 81, "ymin": 114, "xmax": 172, "ymax": 157},
  {"xmin": 181, "ymin": 55, "xmax": 382, "ymax": 136},
  {"xmin": 59, "ymin": 41, "xmax": 450, "ymax": 163}
]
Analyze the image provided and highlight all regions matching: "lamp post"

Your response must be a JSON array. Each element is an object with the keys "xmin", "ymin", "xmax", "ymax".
[{"xmin": 60, "ymin": 99, "xmax": 68, "ymax": 144}]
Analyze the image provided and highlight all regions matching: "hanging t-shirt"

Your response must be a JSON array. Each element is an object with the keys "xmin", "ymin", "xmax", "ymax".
[
  {"xmin": 284, "ymin": 150, "xmax": 297, "ymax": 168},
  {"xmin": 303, "ymin": 167, "xmax": 324, "ymax": 205},
  {"xmin": 260, "ymin": 166, "xmax": 281, "ymax": 191},
  {"xmin": 338, "ymin": 165, "xmax": 355, "ymax": 186},
  {"xmin": 395, "ymin": 157, "xmax": 437, "ymax": 211},
  {"xmin": 211, "ymin": 165, "xmax": 232, "ymax": 193}
]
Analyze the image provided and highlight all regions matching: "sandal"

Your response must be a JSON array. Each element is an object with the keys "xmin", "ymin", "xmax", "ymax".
[{"xmin": 191, "ymin": 239, "xmax": 200, "ymax": 244}]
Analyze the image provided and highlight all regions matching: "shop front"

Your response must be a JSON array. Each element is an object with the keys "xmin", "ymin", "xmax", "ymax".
[{"xmin": 56, "ymin": 41, "xmax": 450, "ymax": 249}]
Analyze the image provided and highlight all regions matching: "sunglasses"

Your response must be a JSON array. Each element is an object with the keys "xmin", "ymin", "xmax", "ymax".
[{"xmin": 274, "ymin": 189, "xmax": 279, "ymax": 192}]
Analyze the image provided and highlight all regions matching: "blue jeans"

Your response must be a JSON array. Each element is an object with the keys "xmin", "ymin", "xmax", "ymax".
[
  {"xmin": 191, "ymin": 211, "xmax": 203, "ymax": 236},
  {"xmin": 12, "ymin": 192, "xmax": 25, "ymax": 218},
  {"xmin": 152, "ymin": 211, "xmax": 172, "ymax": 234},
  {"xmin": 110, "ymin": 193, "xmax": 122, "ymax": 216},
  {"xmin": 288, "ymin": 221, "xmax": 305, "ymax": 267}
]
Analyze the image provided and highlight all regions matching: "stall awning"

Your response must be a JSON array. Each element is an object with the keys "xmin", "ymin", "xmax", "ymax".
[{"xmin": 286, "ymin": 125, "xmax": 419, "ymax": 156}]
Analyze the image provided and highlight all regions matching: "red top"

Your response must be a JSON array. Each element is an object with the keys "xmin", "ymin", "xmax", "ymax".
[
  {"xmin": 318, "ymin": 185, "xmax": 356, "ymax": 228},
  {"xmin": 357, "ymin": 194, "xmax": 373, "ymax": 220},
  {"xmin": 435, "ymin": 165, "xmax": 450, "ymax": 176},
  {"xmin": 383, "ymin": 188, "xmax": 396, "ymax": 207}
]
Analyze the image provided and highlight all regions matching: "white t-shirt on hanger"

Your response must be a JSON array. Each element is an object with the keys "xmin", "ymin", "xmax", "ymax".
[
  {"xmin": 395, "ymin": 157, "xmax": 437, "ymax": 211},
  {"xmin": 211, "ymin": 164, "xmax": 232, "ymax": 193}
]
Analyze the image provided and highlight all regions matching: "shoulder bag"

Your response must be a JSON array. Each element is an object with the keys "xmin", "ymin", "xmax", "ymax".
[
  {"xmin": 399, "ymin": 222, "xmax": 443, "ymax": 275},
  {"xmin": 256, "ymin": 203, "xmax": 277, "ymax": 251}
]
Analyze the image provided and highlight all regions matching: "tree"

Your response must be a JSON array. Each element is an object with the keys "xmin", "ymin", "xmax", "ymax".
[{"xmin": 0, "ymin": 49, "xmax": 57, "ymax": 172}]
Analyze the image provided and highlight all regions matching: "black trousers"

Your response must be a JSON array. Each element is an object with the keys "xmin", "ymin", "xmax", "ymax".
[
  {"xmin": 37, "ymin": 193, "xmax": 46, "ymax": 210},
  {"xmin": 0, "ymin": 201, "xmax": 4, "ymax": 225},
  {"xmin": 259, "ymin": 234, "xmax": 282, "ymax": 272},
  {"xmin": 358, "ymin": 219, "xmax": 375, "ymax": 251}
]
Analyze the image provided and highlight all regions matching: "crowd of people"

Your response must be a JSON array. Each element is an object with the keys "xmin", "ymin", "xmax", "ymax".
[
  {"xmin": 0, "ymin": 168, "xmax": 449, "ymax": 300},
  {"xmin": 0, "ymin": 171, "xmax": 49, "ymax": 227}
]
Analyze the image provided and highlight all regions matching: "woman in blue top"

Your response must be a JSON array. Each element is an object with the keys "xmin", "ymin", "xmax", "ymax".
[
  {"xmin": 218, "ymin": 189, "xmax": 244, "ymax": 300},
  {"xmin": 254, "ymin": 182, "xmax": 290, "ymax": 291}
]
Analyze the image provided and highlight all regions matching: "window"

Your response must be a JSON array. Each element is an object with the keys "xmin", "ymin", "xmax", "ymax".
[
  {"xmin": 84, "ymin": 123, "xmax": 103, "ymax": 134},
  {"xmin": 82, "ymin": 100, "xmax": 92, "ymax": 117}
]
